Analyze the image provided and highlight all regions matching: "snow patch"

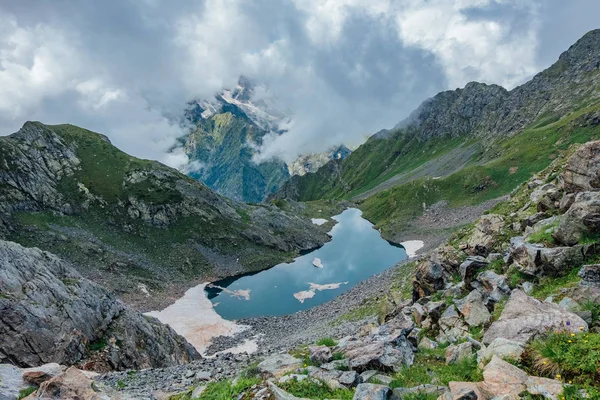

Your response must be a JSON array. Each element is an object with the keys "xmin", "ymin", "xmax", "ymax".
[
  {"xmin": 293, "ymin": 282, "xmax": 349, "ymax": 303},
  {"xmin": 311, "ymin": 218, "xmax": 328, "ymax": 226},
  {"xmin": 312, "ymin": 257, "xmax": 324, "ymax": 268},
  {"xmin": 400, "ymin": 240, "xmax": 425, "ymax": 257}
]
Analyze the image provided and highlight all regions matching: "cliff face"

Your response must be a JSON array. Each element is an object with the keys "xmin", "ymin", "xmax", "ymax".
[
  {"xmin": 0, "ymin": 239, "xmax": 199, "ymax": 371},
  {"xmin": 274, "ymin": 30, "xmax": 600, "ymax": 202},
  {"xmin": 0, "ymin": 122, "xmax": 329, "ymax": 309}
]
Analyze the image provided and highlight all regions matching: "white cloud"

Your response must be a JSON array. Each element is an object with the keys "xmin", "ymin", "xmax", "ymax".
[{"xmin": 0, "ymin": 0, "xmax": 595, "ymax": 167}]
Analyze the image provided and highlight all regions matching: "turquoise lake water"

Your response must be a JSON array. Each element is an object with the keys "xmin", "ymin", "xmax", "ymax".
[{"xmin": 205, "ymin": 208, "xmax": 408, "ymax": 319}]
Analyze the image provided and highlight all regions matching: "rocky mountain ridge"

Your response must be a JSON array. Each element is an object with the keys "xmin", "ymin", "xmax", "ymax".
[
  {"xmin": 287, "ymin": 145, "xmax": 352, "ymax": 177},
  {"xmin": 0, "ymin": 121, "xmax": 329, "ymax": 310},
  {"xmin": 274, "ymin": 29, "xmax": 600, "ymax": 203}
]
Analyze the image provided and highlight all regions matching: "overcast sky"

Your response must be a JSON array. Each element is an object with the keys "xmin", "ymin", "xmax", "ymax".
[{"xmin": 0, "ymin": 1, "xmax": 598, "ymax": 166}]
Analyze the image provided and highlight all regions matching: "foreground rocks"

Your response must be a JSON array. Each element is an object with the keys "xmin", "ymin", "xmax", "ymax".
[
  {"xmin": 0, "ymin": 240, "xmax": 199, "ymax": 372},
  {"xmin": 483, "ymin": 290, "xmax": 587, "ymax": 344}
]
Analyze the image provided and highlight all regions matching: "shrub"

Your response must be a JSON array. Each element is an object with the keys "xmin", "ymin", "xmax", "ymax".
[{"xmin": 316, "ymin": 337, "xmax": 337, "ymax": 347}]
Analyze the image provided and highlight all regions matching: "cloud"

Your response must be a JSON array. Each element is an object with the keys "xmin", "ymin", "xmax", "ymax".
[{"xmin": 0, "ymin": 1, "xmax": 597, "ymax": 166}]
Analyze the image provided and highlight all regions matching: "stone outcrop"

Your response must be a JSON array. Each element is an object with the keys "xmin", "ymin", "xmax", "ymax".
[
  {"xmin": 0, "ymin": 240, "xmax": 199, "ymax": 371},
  {"xmin": 562, "ymin": 140, "xmax": 600, "ymax": 192},
  {"xmin": 554, "ymin": 191, "xmax": 600, "ymax": 246},
  {"xmin": 466, "ymin": 214, "xmax": 504, "ymax": 256},
  {"xmin": 483, "ymin": 290, "xmax": 588, "ymax": 344},
  {"xmin": 509, "ymin": 237, "xmax": 584, "ymax": 277}
]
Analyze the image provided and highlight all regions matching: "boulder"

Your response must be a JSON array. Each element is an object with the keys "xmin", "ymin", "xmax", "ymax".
[
  {"xmin": 454, "ymin": 290, "xmax": 491, "ymax": 327},
  {"xmin": 352, "ymin": 383, "xmax": 393, "ymax": 400},
  {"xmin": 23, "ymin": 367, "xmax": 106, "ymax": 400},
  {"xmin": 530, "ymin": 184, "xmax": 558, "ymax": 204},
  {"xmin": 412, "ymin": 261, "xmax": 446, "ymax": 301},
  {"xmin": 559, "ymin": 193, "xmax": 576, "ymax": 212},
  {"xmin": 466, "ymin": 214, "xmax": 505, "ymax": 256},
  {"xmin": 0, "ymin": 364, "xmax": 30, "ymax": 400},
  {"xmin": 445, "ymin": 342, "xmax": 473, "ymax": 364},
  {"xmin": 523, "ymin": 212, "xmax": 548, "ymax": 227},
  {"xmin": 524, "ymin": 216, "xmax": 560, "ymax": 242},
  {"xmin": 418, "ymin": 338, "xmax": 438, "ymax": 350},
  {"xmin": 309, "ymin": 345, "xmax": 332, "ymax": 364},
  {"xmin": 459, "ymin": 257, "xmax": 489, "ymax": 289},
  {"xmin": 526, "ymin": 376, "xmax": 564, "ymax": 399},
  {"xmin": 562, "ymin": 140, "xmax": 600, "ymax": 193},
  {"xmin": 344, "ymin": 339, "xmax": 414, "ymax": 372},
  {"xmin": 482, "ymin": 356, "xmax": 528, "ymax": 396},
  {"xmin": 307, "ymin": 369, "xmax": 345, "ymax": 390},
  {"xmin": 425, "ymin": 301, "xmax": 447, "ymax": 324},
  {"xmin": 430, "ymin": 246, "xmax": 464, "ymax": 274},
  {"xmin": 268, "ymin": 381, "xmax": 310, "ymax": 400},
  {"xmin": 338, "ymin": 370, "xmax": 360, "ymax": 387},
  {"xmin": 22, "ymin": 363, "xmax": 66, "ymax": 385},
  {"xmin": 472, "ymin": 271, "xmax": 511, "ymax": 305},
  {"xmin": 554, "ymin": 191, "xmax": 600, "ymax": 246},
  {"xmin": 483, "ymin": 290, "xmax": 588, "ymax": 344},
  {"xmin": 579, "ymin": 264, "xmax": 600, "ymax": 286},
  {"xmin": 372, "ymin": 374, "xmax": 393, "ymax": 386},
  {"xmin": 476, "ymin": 338, "xmax": 525, "ymax": 367},
  {"xmin": 411, "ymin": 303, "xmax": 427, "ymax": 327},
  {"xmin": 321, "ymin": 359, "xmax": 349, "ymax": 371},
  {"xmin": 258, "ymin": 354, "xmax": 303, "ymax": 377},
  {"xmin": 537, "ymin": 188, "xmax": 561, "ymax": 212},
  {"xmin": 359, "ymin": 370, "xmax": 378, "ymax": 383},
  {"xmin": 557, "ymin": 297, "xmax": 580, "ymax": 312},
  {"xmin": 509, "ymin": 237, "xmax": 584, "ymax": 277},
  {"xmin": 439, "ymin": 383, "xmax": 483, "ymax": 400},
  {"xmin": 437, "ymin": 305, "xmax": 469, "ymax": 343}
]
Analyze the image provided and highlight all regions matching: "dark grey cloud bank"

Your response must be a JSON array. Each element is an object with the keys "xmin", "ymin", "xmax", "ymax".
[{"xmin": 0, "ymin": 0, "xmax": 598, "ymax": 165}]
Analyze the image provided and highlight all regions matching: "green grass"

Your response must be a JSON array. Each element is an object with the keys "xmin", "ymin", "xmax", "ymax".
[
  {"xmin": 531, "ymin": 267, "xmax": 582, "ymax": 300},
  {"xmin": 525, "ymin": 332, "xmax": 600, "ymax": 387},
  {"xmin": 18, "ymin": 387, "xmax": 37, "ymax": 399},
  {"xmin": 390, "ymin": 348, "xmax": 482, "ymax": 388},
  {"xmin": 359, "ymin": 106, "xmax": 600, "ymax": 234},
  {"xmin": 279, "ymin": 377, "xmax": 354, "ymax": 400},
  {"xmin": 171, "ymin": 377, "xmax": 261, "ymax": 400},
  {"xmin": 316, "ymin": 337, "xmax": 337, "ymax": 347},
  {"xmin": 88, "ymin": 338, "xmax": 107, "ymax": 352}
]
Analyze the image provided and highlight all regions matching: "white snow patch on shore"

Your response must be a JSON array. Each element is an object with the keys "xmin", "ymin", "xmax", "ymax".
[
  {"xmin": 146, "ymin": 283, "xmax": 252, "ymax": 355},
  {"xmin": 293, "ymin": 281, "xmax": 349, "ymax": 303},
  {"xmin": 311, "ymin": 218, "xmax": 328, "ymax": 225},
  {"xmin": 400, "ymin": 240, "xmax": 425, "ymax": 257}
]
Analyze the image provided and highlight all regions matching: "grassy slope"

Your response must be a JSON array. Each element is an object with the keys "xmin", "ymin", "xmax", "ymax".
[{"xmin": 359, "ymin": 104, "xmax": 600, "ymax": 235}]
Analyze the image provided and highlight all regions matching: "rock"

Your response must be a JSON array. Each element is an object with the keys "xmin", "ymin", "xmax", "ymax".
[
  {"xmin": 482, "ymin": 356, "xmax": 528, "ymax": 396},
  {"xmin": 509, "ymin": 236, "xmax": 584, "ymax": 277},
  {"xmin": 437, "ymin": 305, "xmax": 469, "ymax": 343},
  {"xmin": 560, "ymin": 193, "xmax": 576, "ymax": 212},
  {"xmin": 537, "ymin": 189, "xmax": 561, "ymax": 212},
  {"xmin": 557, "ymin": 297, "xmax": 580, "ymax": 312},
  {"xmin": 359, "ymin": 370, "xmax": 378, "ymax": 383},
  {"xmin": 24, "ymin": 367, "xmax": 108, "ymax": 400},
  {"xmin": 477, "ymin": 338, "xmax": 525, "ymax": 367},
  {"xmin": 530, "ymin": 184, "xmax": 558, "ymax": 204},
  {"xmin": 268, "ymin": 381, "xmax": 310, "ymax": 400},
  {"xmin": 309, "ymin": 345, "xmax": 332, "ymax": 364},
  {"xmin": 307, "ymin": 369, "xmax": 344, "ymax": 390},
  {"xmin": 372, "ymin": 374, "xmax": 393, "ymax": 385},
  {"xmin": 562, "ymin": 140, "xmax": 600, "ymax": 193},
  {"xmin": 526, "ymin": 376, "xmax": 564, "ymax": 399},
  {"xmin": 454, "ymin": 290, "xmax": 491, "ymax": 327},
  {"xmin": 521, "ymin": 281, "xmax": 535, "ymax": 294},
  {"xmin": 466, "ymin": 214, "xmax": 505, "ymax": 257},
  {"xmin": 392, "ymin": 384, "xmax": 448, "ymax": 399},
  {"xmin": 22, "ymin": 364, "xmax": 66, "ymax": 385},
  {"xmin": 579, "ymin": 264, "xmax": 600, "ymax": 286},
  {"xmin": 445, "ymin": 342, "xmax": 473, "ymax": 364},
  {"xmin": 430, "ymin": 246, "xmax": 464, "ymax": 274},
  {"xmin": 338, "ymin": 370, "xmax": 360, "ymax": 387},
  {"xmin": 411, "ymin": 303, "xmax": 427, "ymax": 327},
  {"xmin": 258, "ymin": 354, "xmax": 303, "ymax": 377},
  {"xmin": 412, "ymin": 261, "xmax": 446, "ymax": 301},
  {"xmin": 472, "ymin": 270, "xmax": 511, "ymax": 305},
  {"xmin": 443, "ymin": 282, "xmax": 464, "ymax": 298},
  {"xmin": 418, "ymin": 338, "xmax": 438, "ymax": 350},
  {"xmin": 352, "ymin": 383, "xmax": 393, "ymax": 400},
  {"xmin": 440, "ymin": 383, "xmax": 482, "ymax": 400},
  {"xmin": 459, "ymin": 257, "xmax": 488, "ymax": 289},
  {"xmin": 407, "ymin": 327, "xmax": 421, "ymax": 348},
  {"xmin": 344, "ymin": 338, "xmax": 414, "ymax": 372},
  {"xmin": 425, "ymin": 301, "xmax": 447, "ymax": 324},
  {"xmin": 554, "ymin": 191, "xmax": 600, "ymax": 246},
  {"xmin": 0, "ymin": 364, "xmax": 30, "ymax": 400},
  {"xmin": 483, "ymin": 290, "xmax": 588, "ymax": 344},
  {"xmin": 0, "ymin": 240, "xmax": 199, "ymax": 371},
  {"xmin": 321, "ymin": 359, "xmax": 349, "ymax": 371},
  {"xmin": 195, "ymin": 371, "xmax": 212, "ymax": 381},
  {"xmin": 523, "ymin": 212, "xmax": 548, "ymax": 227},
  {"xmin": 279, "ymin": 374, "xmax": 308, "ymax": 384}
]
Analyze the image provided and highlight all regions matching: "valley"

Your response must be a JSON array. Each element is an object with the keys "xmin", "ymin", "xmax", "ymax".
[{"xmin": 1, "ymin": 25, "xmax": 600, "ymax": 400}]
